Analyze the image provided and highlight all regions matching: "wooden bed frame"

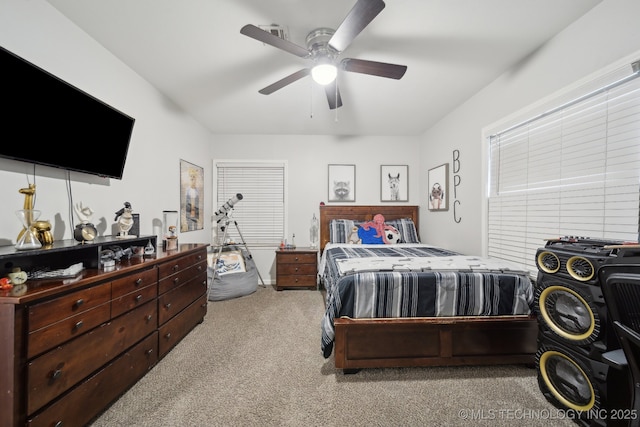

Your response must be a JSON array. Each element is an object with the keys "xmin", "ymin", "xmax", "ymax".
[{"xmin": 319, "ymin": 205, "xmax": 538, "ymax": 372}]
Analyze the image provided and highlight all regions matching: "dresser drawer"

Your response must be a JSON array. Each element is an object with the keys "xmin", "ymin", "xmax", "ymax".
[
  {"xmin": 158, "ymin": 260, "xmax": 206, "ymax": 294},
  {"xmin": 27, "ymin": 300, "xmax": 157, "ymax": 414},
  {"xmin": 28, "ymin": 284, "xmax": 111, "ymax": 332},
  {"xmin": 111, "ymin": 283, "xmax": 158, "ymax": 318},
  {"xmin": 27, "ymin": 332, "xmax": 158, "ymax": 427},
  {"xmin": 159, "ymin": 294, "xmax": 207, "ymax": 357},
  {"xmin": 157, "ymin": 250, "xmax": 206, "ymax": 279},
  {"xmin": 111, "ymin": 267, "xmax": 158, "ymax": 299},
  {"xmin": 28, "ymin": 302, "xmax": 110, "ymax": 359},
  {"xmin": 158, "ymin": 272, "xmax": 207, "ymax": 325}
]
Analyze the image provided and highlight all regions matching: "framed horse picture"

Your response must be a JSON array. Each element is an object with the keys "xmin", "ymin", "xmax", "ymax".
[{"xmin": 380, "ymin": 165, "xmax": 408, "ymax": 202}]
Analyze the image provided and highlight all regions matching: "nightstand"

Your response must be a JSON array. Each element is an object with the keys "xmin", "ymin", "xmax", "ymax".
[{"xmin": 275, "ymin": 247, "xmax": 318, "ymax": 291}]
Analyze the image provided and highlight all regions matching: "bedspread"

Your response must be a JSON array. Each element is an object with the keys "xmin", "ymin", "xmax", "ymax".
[{"xmin": 320, "ymin": 244, "xmax": 534, "ymax": 358}]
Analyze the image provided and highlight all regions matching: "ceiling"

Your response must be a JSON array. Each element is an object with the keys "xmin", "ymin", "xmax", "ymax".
[{"xmin": 46, "ymin": 0, "xmax": 602, "ymax": 137}]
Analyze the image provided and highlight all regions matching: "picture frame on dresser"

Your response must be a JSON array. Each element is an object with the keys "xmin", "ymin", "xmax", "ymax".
[
  {"xmin": 380, "ymin": 165, "xmax": 408, "ymax": 202},
  {"xmin": 328, "ymin": 164, "xmax": 356, "ymax": 202}
]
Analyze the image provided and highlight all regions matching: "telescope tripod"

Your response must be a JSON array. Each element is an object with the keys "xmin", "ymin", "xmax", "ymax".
[{"xmin": 214, "ymin": 214, "xmax": 265, "ymax": 287}]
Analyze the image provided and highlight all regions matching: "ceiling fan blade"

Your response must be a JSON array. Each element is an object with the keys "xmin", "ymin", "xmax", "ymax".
[
  {"xmin": 324, "ymin": 80, "xmax": 343, "ymax": 110},
  {"xmin": 328, "ymin": 0, "xmax": 386, "ymax": 52},
  {"xmin": 240, "ymin": 24, "xmax": 310, "ymax": 58},
  {"xmin": 258, "ymin": 68, "xmax": 310, "ymax": 95},
  {"xmin": 341, "ymin": 58, "xmax": 407, "ymax": 79}
]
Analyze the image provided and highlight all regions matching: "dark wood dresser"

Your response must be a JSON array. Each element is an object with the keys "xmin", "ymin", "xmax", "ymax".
[{"xmin": 0, "ymin": 238, "xmax": 208, "ymax": 427}]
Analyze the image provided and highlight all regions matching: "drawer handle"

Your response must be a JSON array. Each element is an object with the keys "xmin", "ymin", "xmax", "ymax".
[
  {"xmin": 173, "ymin": 277, "xmax": 180, "ymax": 284},
  {"xmin": 74, "ymin": 298, "xmax": 84, "ymax": 308},
  {"xmin": 295, "ymin": 267, "xmax": 299, "ymax": 272},
  {"xmin": 54, "ymin": 422, "xmax": 63, "ymax": 427},
  {"xmin": 145, "ymin": 314, "xmax": 153, "ymax": 322},
  {"xmin": 146, "ymin": 348, "xmax": 154, "ymax": 355},
  {"xmin": 135, "ymin": 294, "xmax": 143, "ymax": 302},
  {"xmin": 172, "ymin": 264, "xmax": 179, "ymax": 271},
  {"xmin": 197, "ymin": 254, "xmax": 202, "ymax": 260},
  {"xmin": 165, "ymin": 303, "xmax": 172, "ymax": 309},
  {"xmin": 74, "ymin": 320, "xmax": 84, "ymax": 330},
  {"xmin": 295, "ymin": 257, "xmax": 299, "ymax": 261},
  {"xmin": 165, "ymin": 333, "xmax": 171, "ymax": 339},
  {"xmin": 135, "ymin": 278, "xmax": 143, "ymax": 285},
  {"xmin": 197, "ymin": 265, "xmax": 203, "ymax": 271},
  {"xmin": 51, "ymin": 369, "xmax": 63, "ymax": 380}
]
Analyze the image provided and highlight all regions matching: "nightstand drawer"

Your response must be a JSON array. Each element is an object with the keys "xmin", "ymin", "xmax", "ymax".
[
  {"xmin": 277, "ymin": 275, "xmax": 316, "ymax": 287},
  {"xmin": 277, "ymin": 252, "xmax": 317, "ymax": 264},
  {"xmin": 277, "ymin": 263, "xmax": 317, "ymax": 275}
]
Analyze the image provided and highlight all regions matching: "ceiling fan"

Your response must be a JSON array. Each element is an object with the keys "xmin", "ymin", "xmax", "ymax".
[{"xmin": 240, "ymin": 0, "xmax": 407, "ymax": 110}]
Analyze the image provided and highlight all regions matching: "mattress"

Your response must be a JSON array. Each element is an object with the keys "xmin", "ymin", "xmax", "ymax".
[{"xmin": 320, "ymin": 243, "xmax": 534, "ymax": 358}]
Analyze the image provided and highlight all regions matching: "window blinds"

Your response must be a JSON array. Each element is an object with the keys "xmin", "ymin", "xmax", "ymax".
[
  {"xmin": 215, "ymin": 162, "xmax": 285, "ymax": 247},
  {"xmin": 488, "ymin": 61, "xmax": 640, "ymax": 277}
]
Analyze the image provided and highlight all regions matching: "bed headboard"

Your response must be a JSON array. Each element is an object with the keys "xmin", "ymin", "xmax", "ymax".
[{"xmin": 319, "ymin": 205, "xmax": 419, "ymax": 252}]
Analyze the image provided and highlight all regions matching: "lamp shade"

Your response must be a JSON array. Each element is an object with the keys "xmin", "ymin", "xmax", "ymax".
[{"xmin": 311, "ymin": 63, "xmax": 337, "ymax": 85}]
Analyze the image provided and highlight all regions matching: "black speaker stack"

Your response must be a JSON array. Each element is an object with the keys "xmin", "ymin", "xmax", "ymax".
[{"xmin": 534, "ymin": 236, "xmax": 640, "ymax": 427}]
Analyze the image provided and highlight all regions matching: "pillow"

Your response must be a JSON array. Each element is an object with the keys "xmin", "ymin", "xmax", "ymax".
[
  {"xmin": 385, "ymin": 218, "xmax": 420, "ymax": 243},
  {"xmin": 329, "ymin": 219, "xmax": 362, "ymax": 243},
  {"xmin": 329, "ymin": 217, "xmax": 420, "ymax": 244}
]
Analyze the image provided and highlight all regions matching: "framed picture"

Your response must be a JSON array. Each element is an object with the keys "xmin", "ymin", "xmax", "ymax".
[
  {"xmin": 180, "ymin": 159, "xmax": 204, "ymax": 232},
  {"xmin": 380, "ymin": 165, "xmax": 408, "ymax": 202},
  {"xmin": 428, "ymin": 163, "xmax": 449, "ymax": 211},
  {"xmin": 328, "ymin": 164, "xmax": 356, "ymax": 202}
]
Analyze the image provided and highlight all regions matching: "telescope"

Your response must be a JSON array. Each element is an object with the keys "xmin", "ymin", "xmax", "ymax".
[{"xmin": 214, "ymin": 193, "xmax": 243, "ymax": 221}]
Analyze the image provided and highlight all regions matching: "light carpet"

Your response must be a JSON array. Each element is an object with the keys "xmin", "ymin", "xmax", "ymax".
[{"xmin": 89, "ymin": 285, "xmax": 574, "ymax": 427}]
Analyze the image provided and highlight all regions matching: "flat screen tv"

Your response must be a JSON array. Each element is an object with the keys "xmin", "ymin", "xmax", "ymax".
[{"xmin": 1, "ymin": 45, "xmax": 135, "ymax": 179}]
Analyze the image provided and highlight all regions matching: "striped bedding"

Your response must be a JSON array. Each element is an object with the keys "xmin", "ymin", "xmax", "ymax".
[{"xmin": 320, "ymin": 244, "xmax": 534, "ymax": 358}]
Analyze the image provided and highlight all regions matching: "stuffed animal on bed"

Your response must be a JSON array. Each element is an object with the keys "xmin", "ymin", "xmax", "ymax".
[
  {"xmin": 358, "ymin": 214, "xmax": 401, "ymax": 244},
  {"xmin": 348, "ymin": 226, "xmax": 362, "ymax": 244}
]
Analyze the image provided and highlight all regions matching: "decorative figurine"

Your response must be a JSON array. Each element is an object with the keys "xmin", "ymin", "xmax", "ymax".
[
  {"xmin": 164, "ymin": 224, "xmax": 178, "ymax": 251},
  {"xmin": 16, "ymin": 184, "xmax": 42, "ymax": 249},
  {"xmin": 16, "ymin": 184, "xmax": 54, "ymax": 248},
  {"xmin": 114, "ymin": 202, "xmax": 135, "ymax": 238}
]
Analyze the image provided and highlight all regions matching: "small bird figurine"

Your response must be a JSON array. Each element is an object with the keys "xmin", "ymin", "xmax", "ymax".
[{"xmin": 114, "ymin": 202, "xmax": 134, "ymax": 237}]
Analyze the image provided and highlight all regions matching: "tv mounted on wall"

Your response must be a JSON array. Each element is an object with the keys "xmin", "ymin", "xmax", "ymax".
[{"xmin": 0, "ymin": 45, "xmax": 135, "ymax": 180}]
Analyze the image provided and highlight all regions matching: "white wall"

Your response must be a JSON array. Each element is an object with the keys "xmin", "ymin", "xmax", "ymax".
[
  {"xmin": 418, "ymin": 0, "xmax": 640, "ymax": 256},
  {"xmin": 1, "ymin": 0, "xmax": 638, "ymax": 285},
  {"xmin": 0, "ymin": 0, "xmax": 212, "ymax": 248},
  {"xmin": 210, "ymin": 134, "xmax": 421, "ymax": 281}
]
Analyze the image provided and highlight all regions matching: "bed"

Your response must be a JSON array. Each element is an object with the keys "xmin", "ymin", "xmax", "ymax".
[{"xmin": 319, "ymin": 205, "xmax": 538, "ymax": 373}]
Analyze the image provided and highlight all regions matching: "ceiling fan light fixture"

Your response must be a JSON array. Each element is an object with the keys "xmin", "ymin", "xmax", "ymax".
[{"xmin": 311, "ymin": 63, "xmax": 337, "ymax": 85}]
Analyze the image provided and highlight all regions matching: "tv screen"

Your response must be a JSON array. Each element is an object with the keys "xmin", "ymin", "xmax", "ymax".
[{"xmin": 1, "ymin": 46, "xmax": 135, "ymax": 179}]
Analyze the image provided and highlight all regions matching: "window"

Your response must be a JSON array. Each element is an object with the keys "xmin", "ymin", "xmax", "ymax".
[
  {"xmin": 214, "ymin": 161, "xmax": 287, "ymax": 247},
  {"xmin": 487, "ymin": 59, "xmax": 640, "ymax": 277}
]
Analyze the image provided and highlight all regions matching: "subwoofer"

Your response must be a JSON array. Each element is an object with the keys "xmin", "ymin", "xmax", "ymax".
[
  {"xmin": 536, "ymin": 339, "xmax": 630, "ymax": 427},
  {"xmin": 534, "ymin": 273, "xmax": 617, "ymax": 355},
  {"xmin": 535, "ymin": 237, "xmax": 629, "ymax": 284}
]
